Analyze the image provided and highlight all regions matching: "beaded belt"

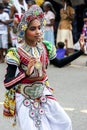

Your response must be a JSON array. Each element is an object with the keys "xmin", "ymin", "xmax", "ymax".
[{"xmin": 18, "ymin": 82, "xmax": 45, "ymax": 99}]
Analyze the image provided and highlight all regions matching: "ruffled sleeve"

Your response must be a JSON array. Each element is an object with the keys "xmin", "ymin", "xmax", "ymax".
[
  {"xmin": 43, "ymin": 40, "xmax": 56, "ymax": 60},
  {"xmin": 4, "ymin": 48, "xmax": 26, "ymax": 89},
  {"xmin": 5, "ymin": 47, "xmax": 20, "ymax": 66}
]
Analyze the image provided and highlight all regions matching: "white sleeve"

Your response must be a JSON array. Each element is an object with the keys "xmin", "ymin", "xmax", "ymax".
[
  {"xmin": 49, "ymin": 11, "xmax": 55, "ymax": 20},
  {"xmin": 4, "ymin": 12, "xmax": 10, "ymax": 20}
]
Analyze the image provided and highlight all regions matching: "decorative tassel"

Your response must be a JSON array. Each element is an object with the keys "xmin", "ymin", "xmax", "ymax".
[
  {"xmin": 12, "ymin": 115, "xmax": 16, "ymax": 127},
  {"xmin": 3, "ymin": 89, "xmax": 16, "ymax": 118}
]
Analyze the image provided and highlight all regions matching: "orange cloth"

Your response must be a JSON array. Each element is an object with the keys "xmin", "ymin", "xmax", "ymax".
[{"xmin": 58, "ymin": 6, "xmax": 75, "ymax": 30}]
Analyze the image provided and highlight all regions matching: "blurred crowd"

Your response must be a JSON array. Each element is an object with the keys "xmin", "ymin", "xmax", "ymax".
[{"xmin": 0, "ymin": 0, "xmax": 87, "ymax": 63}]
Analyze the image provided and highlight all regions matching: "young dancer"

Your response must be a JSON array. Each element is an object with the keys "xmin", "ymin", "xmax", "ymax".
[{"xmin": 3, "ymin": 4, "xmax": 84, "ymax": 130}]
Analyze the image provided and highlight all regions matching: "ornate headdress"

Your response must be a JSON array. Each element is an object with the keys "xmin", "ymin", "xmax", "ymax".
[{"xmin": 17, "ymin": 4, "xmax": 46, "ymax": 43}]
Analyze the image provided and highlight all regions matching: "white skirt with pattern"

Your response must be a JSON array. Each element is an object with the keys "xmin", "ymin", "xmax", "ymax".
[{"xmin": 16, "ymin": 87, "xmax": 72, "ymax": 130}]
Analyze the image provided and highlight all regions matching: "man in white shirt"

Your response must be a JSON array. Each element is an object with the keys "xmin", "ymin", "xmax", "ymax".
[{"xmin": 0, "ymin": 3, "xmax": 13, "ymax": 63}]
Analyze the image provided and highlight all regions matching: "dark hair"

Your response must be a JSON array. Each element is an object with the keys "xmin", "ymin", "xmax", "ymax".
[
  {"xmin": 64, "ymin": 0, "xmax": 72, "ymax": 7},
  {"xmin": 43, "ymin": 1, "xmax": 56, "ymax": 15},
  {"xmin": 0, "ymin": 3, "xmax": 4, "ymax": 10},
  {"xmin": 57, "ymin": 42, "xmax": 65, "ymax": 48},
  {"xmin": 83, "ymin": 8, "xmax": 87, "ymax": 19},
  {"xmin": 26, "ymin": 0, "xmax": 36, "ymax": 4}
]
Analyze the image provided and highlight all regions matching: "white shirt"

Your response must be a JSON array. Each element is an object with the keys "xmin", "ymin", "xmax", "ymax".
[
  {"xmin": 44, "ymin": 10, "xmax": 55, "ymax": 31},
  {"xmin": 0, "ymin": 12, "xmax": 9, "ymax": 34}
]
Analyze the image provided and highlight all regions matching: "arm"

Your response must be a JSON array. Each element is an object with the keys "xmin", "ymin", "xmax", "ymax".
[
  {"xmin": 0, "ymin": 19, "xmax": 14, "ymax": 25},
  {"xmin": 68, "ymin": 7, "xmax": 75, "ymax": 21},
  {"xmin": 50, "ymin": 50, "xmax": 83, "ymax": 68},
  {"xmin": 60, "ymin": 8, "xmax": 68, "ymax": 20},
  {"xmin": 4, "ymin": 64, "xmax": 26, "ymax": 89},
  {"xmin": 43, "ymin": 40, "xmax": 84, "ymax": 68},
  {"xmin": 46, "ymin": 11, "xmax": 55, "ymax": 26},
  {"xmin": 0, "ymin": 12, "xmax": 14, "ymax": 25},
  {"xmin": 46, "ymin": 19, "xmax": 55, "ymax": 26},
  {"xmin": 4, "ymin": 57, "xmax": 37, "ymax": 89},
  {"xmin": 10, "ymin": 5, "xmax": 16, "ymax": 18}
]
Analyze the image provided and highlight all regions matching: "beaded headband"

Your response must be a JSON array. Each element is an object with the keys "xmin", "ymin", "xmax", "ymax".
[{"xmin": 17, "ymin": 4, "xmax": 46, "ymax": 43}]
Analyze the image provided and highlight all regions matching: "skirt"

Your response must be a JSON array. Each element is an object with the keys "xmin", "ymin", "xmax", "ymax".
[
  {"xmin": 16, "ymin": 87, "xmax": 72, "ymax": 130},
  {"xmin": 44, "ymin": 30, "xmax": 55, "ymax": 45},
  {"xmin": 56, "ymin": 29, "xmax": 74, "ymax": 48},
  {"xmin": 0, "ymin": 34, "xmax": 8, "ymax": 49}
]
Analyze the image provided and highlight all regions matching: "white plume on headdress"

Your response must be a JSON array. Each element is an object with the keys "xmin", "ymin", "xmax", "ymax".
[{"xmin": 13, "ymin": 0, "xmax": 28, "ymax": 17}]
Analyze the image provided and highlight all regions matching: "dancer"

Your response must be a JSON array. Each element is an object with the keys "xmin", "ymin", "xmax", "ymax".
[{"xmin": 3, "ymin": 4, "xmax": 84, "ymax": 130}]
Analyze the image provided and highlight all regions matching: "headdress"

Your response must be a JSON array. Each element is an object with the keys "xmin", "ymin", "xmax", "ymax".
[{"xmin": 17, "ymin": 4, "xmax": 46, "ymax": 43}]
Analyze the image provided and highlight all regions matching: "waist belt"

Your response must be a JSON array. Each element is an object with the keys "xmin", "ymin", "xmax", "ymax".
[{"xmin": 18, "ymin": 82, "xmax": 45, "ymax": 99}]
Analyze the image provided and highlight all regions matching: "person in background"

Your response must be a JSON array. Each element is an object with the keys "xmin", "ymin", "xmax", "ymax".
[
  {"xmin": 2, "ymin": 0, "xmax": 11, "ymax": 14},
  {"xmin": 56, "ymin": 0, "xmax": 75, "ymax": 51},
  {"xmin": 10, "ymin": 0, "xmax": 28, "ymax": 19},
  {"xmin": 3, "ymin": 4, "xmax": 85, "ymax": 130},
  {"xmin": 56, "ymin": 40, "xmax": 68, "ymax": 59},
  {"xmin": 10, "ymin": 0, "xmax": 28, "ymax": 47},
  {"xmin": 81, "ymin": 8, "xmax": 87, "ymax": 54},
  {"xmin": 26, "ymin": 0, "xmax": 36, "ymax": 9},
  {"xmin": 43, "ymin": 1, "xmax": 56, "ymax": 45},
  {"xmin": 2, "ymin": 0, "xmax": 12, "ymax": 48},
  {"xmin": 0, "ymin": 3, "xmax": 13, "ymax": 63},
  {"xmin": 75, "ymin": 9, "xmax": 87, "ymax": 54}
]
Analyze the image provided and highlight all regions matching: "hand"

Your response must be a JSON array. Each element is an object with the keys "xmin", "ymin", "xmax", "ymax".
[
  {"xmin": 79, "ymin": 41, "xmax": 85, "ymax": 53},
  {"xmin": 79, "ymin": 34, "xmax": 84, "ymax": 45},
  {"xmin": 79, "ymin": 34, "xmax": 85, "ymax": 52},
  {"xmin": 65, "ymin": 39, "xmax": 68, "ymax": 48},
  {"xmin": 26, "ymin": 57, "xmax": 36, "ymax": 76},
  {"xmin": 13, "ymin": 18, "xmax": 19, "ymax": 25}
]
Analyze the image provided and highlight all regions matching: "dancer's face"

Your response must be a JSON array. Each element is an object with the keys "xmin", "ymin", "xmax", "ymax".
[{"xmin": 25, "ymin": 19, "xmax": 42, "ymax": 46}]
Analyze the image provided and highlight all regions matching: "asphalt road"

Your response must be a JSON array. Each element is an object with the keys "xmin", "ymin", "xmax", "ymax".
[{"xmin": 0, "ymin": 55, "xmax": 87, "ymax": 130}]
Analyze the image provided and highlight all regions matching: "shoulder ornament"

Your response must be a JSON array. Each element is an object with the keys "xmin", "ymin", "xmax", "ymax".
[{"xmin": 5, "ymin": 47, "xmax": 20, "ymax": 66}]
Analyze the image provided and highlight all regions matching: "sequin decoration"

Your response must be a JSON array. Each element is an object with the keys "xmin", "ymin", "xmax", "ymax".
[
  {"xmin": 29, "ymin": 109, "xmax": 36, "ymax": 118},
  {"xmin": 35, "ymin": 119, "xmax": 41, "ymax": 127},
  {"xmin": 23, "ymin": 99, "xmax": 31, "ymax": 107},
  {"xmin": 33, "ymin": 101, "xmax": 39, "ymax": 109},
  {"xmin": 39, "ymin": 108, "xmax": 45, "ymax": 115},
  {"xmin": 23, "ymin": 95, "xmax": 47, "ymax": 129},
  {"xmin": 40, "ymin": 95, "xmax": 47, "ymax": 103}
]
